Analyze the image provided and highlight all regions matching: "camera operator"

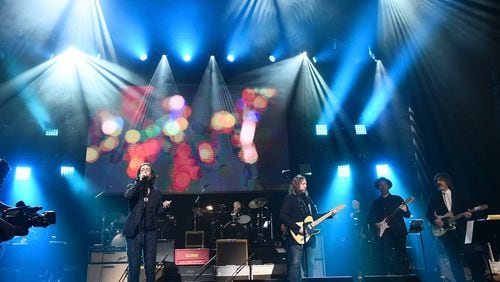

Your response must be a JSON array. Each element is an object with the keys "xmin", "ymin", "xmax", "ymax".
[{"xmin": 0, "ymin": 158, "xmax": 17, "ymax": 242}]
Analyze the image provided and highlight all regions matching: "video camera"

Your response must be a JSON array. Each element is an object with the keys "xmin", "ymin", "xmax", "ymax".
[{"xmin": 1, "ymin": 201, "xmax": 56, "ymax": 238}]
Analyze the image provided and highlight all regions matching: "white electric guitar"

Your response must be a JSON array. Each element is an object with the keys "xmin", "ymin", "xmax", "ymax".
[{"xmin": 375, "ymin": 197, "xmax": 414, "ymax": 238}]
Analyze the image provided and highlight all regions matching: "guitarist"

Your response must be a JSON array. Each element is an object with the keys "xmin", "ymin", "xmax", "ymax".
[
  {"xmin": 425, "ymin": 172, "xmax": 482, "ymax": 282},
  {"xmin": 367, "ymin": 177, "xmax": 411, "ymax": 275},
  {"xmin": 280, "ymin": 174, "xmax": 333, "ymax": 282}
]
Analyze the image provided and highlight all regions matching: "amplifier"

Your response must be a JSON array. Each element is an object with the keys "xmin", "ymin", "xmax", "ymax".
[
  {"xmin": 216, "ymin": 239, "xmax": 248, "ymax": 266},
  {"xmin": 185, "ymin": 231, "xmax": 204, "ymax": 248},
  {"xmin": 214, "ymin": 264, "xmax": 287, "ymax": 281},
  {"xmin": 164, "ymin": 265, "xmax": 215, "ymax": 281},
  {"xmin": 175, "ymin": 248, "xmax": 210, "ymax": 265},
  {"xmin": 90, "ymin": 251, "xmax": 128, "ymax": 263}
]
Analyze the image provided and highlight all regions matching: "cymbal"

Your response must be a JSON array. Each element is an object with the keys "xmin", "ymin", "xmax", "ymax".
[{"xmin": 248, "ymin": 197, "xmax": 267, "ymax": 209}]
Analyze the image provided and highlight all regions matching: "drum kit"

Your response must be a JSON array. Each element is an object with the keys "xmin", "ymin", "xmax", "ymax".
[
  {"xmin": 214, "ymin": 197, "xmax": 272, "ymax": 245},
  {"xmin": 90, "ymin": 197, "xmax": 273, "ymax": 248}
]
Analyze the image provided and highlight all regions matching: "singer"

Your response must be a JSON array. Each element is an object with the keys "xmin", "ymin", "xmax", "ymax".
[{"xmin": 123, "ymin": 162, "xmax": 171, "ymax": 282}]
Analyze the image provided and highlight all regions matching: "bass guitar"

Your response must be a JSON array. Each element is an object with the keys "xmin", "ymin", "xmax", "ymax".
[
  {"xmin": 375, "ymin": 196, "xmax": 414, "ymax": 238},
  {"xmin": 432, "ymin": 204, "xmax": 488, "ymax": 237},
  {"xmin": 290, "ymin": 204, "xmax": 346, "ymax": 245}
]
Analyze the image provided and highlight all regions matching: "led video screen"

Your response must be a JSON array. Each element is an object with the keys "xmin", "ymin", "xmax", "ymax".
[{"xmin": 84, "ymin": 84, "xmax": 289, "ymax": 194}]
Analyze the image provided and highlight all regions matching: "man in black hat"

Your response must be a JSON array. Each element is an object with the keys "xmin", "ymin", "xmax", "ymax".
[{"xmin": 367, "ymin": 177, "xmax": 411, "ymax": 275}]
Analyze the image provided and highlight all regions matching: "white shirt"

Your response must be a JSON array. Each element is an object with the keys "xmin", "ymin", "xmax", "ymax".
[{"xmin": 442, "ymin": 189, "xmax": 452, "ymax": 212}]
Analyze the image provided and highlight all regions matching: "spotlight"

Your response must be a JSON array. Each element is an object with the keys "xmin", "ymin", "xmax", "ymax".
[
  {"xmin": 301, "ymin": 51, "xmax": 308, "ymax": 58},
  {"xmin": 337, "ymin": 165, "xmax": 351, "ymax": 178},
  {"xmin": 312, "ymin": 57, "xmax": 317, "ymax": 63},
  {"xmin": 45, "ymin": 125, "xmax": 59, "ymax": 137},
  {"xmin": 60, "ymin": 166, "xmax": 75, "ymax": 177},
  {"xmin": 354, "ymin": 124, "xmax": 367, "ymax": 135},
  {"xmin": 315, "ymin": 124, "xmax": 328, "ymax": 136},
  {"xmin": 269, "ymin": 55, "xmax": 276, "ymax": 62},
  {"xmin": 183, "ymin": 54, "xmax": 192, "ymax": 62},
  {"xmin": 139, "ymin": 53, "xmax": 148, "ymax": 61},
  {"xmin": 226, "ymin": 54, "xmax": 235, "ymax": 62},
  {"xmin": 15, "ymin": 167, "xmax": 31, "ymax": 180},
  {"xmin": 376, "ymin": 164, "xmax": 390, "ymax": 177}
]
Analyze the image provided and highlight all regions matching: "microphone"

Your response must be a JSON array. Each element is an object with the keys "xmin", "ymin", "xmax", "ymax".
[{"xmin": 281, "ymin": 169, "xmax": 291, "ymax": 174}]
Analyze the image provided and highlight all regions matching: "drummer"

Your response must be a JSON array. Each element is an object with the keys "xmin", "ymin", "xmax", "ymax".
[{"xmin": 231, "ymin": 201, "xmax": 243, "ymax": 219}]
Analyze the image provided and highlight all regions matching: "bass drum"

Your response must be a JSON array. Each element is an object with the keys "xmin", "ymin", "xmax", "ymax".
[{"xmin": 222, "ymin": 221, "xmax": 247, "ymax": 239}]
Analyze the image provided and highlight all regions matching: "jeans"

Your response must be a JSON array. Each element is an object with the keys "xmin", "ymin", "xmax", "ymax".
[
  {"xmin": 126, "ymin": 230, "xmax": 158, "ymax": 282},
  {"xmin": 288, "ymin": 238, "xmax": 317, "ymax": 282}
]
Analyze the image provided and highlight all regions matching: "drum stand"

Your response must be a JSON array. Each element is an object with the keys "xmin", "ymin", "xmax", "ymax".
[{"xmin": 254, "ymin": 207, "xmax": 268, "ymax": 245}]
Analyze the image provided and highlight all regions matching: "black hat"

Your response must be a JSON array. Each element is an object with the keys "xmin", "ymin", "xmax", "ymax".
[{"xmin": 374, "ymin": 177, "xmax": 392, "ymax": 189}]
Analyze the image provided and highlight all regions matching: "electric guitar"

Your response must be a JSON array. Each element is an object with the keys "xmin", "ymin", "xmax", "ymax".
[
  {"xmin": 431, "ymin": 204, "xmax": 488, "ymax": 237},
  {"xmin": 290, "ymin": 204, "xmax": 346, "ymax": 245},
  {"xmin": 375, "ymin": 196, "xmax": 414, "ymax": 238}
]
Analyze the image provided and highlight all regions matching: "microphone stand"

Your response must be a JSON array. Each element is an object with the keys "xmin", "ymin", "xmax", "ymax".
[
  {"xmin": 228, "ymin": 252, "xmax": 255, "ymax": 282},
  {"xmin": 193, "ymin": 185, "xmax": 207, "ymax": 232},
  {"xmin": 94, "ymin": 186, "xmax": 110, "ymax": 245}
]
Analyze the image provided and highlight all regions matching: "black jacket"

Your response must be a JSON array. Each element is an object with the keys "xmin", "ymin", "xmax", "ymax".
[
  {"xmin": 426, "ymin": 188, "xmax": 471, "ymax": 234},
  {"xmin": 280, "ymin": 193, "xmax": 326, "ymax": 235},
  {"xmin": 123, "ymin": 181, "xmax": 165, "ymax": 238},
  {"xmin": 367, "ymin": 194, "xmax": 411, "ymax": 238}
]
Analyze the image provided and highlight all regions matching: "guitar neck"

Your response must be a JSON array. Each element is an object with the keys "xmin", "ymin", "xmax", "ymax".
[{"xmin": 311, "ymin": 210, "xmax": 333, "ymax": 228}]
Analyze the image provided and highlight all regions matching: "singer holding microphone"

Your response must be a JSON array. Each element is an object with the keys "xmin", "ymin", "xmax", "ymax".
[{"xmin": 123, "ymin": 162, "xmax": 171, "ymax": 282}]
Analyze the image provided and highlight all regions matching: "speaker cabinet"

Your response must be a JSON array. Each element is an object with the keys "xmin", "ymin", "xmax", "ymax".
[
  {"xmin": 164, "ymin": 264, "xmax": 215, "ymax": 282},
  {"xmin": 186, "ymin": 231, "xmax": 205, "ymax": 248},
  {"xmin": 157, "ymin": 239, "xmax": 175, "ymax": 263},
  {"xmin": 363, "ymin": 274, "xmax": 421, "ymax": 282},
  {"xmin": 87, "ymin": 264, "xmax": 128, "ymax": 282},
  {"xmin": 90, "ymin": 251, "xmax": 128, "ymax": 263},
  {"xmin": 216, "ymin": 239, "xmax": 248, "ymax": 266}
]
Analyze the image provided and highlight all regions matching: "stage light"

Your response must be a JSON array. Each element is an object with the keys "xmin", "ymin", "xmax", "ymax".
[
  {"xmin": 312, "ymin": 57, "xmax": 317, "ymax": 63},
  {"xmin": 227, "ymin": 54, "xmax": 235, "ymax": 62},
  {"xmin": 337, "ymin": 165, "xmax": 351, "ymax": 178},
  {"xmin": 139, "ymin": 54, "xmax": 148, "ymax": 61},
  {"xmin": 376, "ymin": 164, "xmax": 390, "ymax": 177},
  {"xmin": 269, "ymin": 55, "xmax": 276, "ymax": 62},
  {"xmin": 300, "ymin": 163, "xmax": 312, "ymax": 176},
  {"xmin": 315, "ymin": 124, "xmax": 328, "ymax": 136},
  {"xmin": 354, "ymin": 124, "xmax": 367, "ymax": 135},
  {"xmin": 15, "ymin": 167, "xmax": 31, "ymax": 180},
  {"xmin": 45, "ymin": 126, "xmax": 59, "ymax": 136},
  {"xmin": 60, "ymin": 166, "xmax": 75, "ymax": 177},
  {"xmin": 183, "ymin": 54, "xmax": 192, "ymax": 62},
  {"xmin": 301, "ymin": 51, "xmax": 308, "ymax": 58}
]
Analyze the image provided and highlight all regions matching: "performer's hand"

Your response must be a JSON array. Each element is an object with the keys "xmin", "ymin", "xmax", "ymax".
[
  {"xmin": 0, "ymin": 219, "xmax": 17, "ymax": 242},
  {"xmin": 464, "ymin": 211, "xmax": 472, "ymax": 219},
  {"xmin": 162, "ymin": 200, "xmax": 172, "ymax": 208},
  {"xmin": 298, "ymin": 226, "xmax": 304, "ymax": 235},
  {"xmin": 434, "ymin": 218, "xmax": 444, "ymax": 227},
  {"xmin": 399, "ymin": 204, "xmax": 408, "ymax": 212}
]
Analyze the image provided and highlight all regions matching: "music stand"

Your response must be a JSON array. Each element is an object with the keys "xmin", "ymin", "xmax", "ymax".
[{"xmin": 408, "ymin": 219, "xmax": 427, "ymax": 274}]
